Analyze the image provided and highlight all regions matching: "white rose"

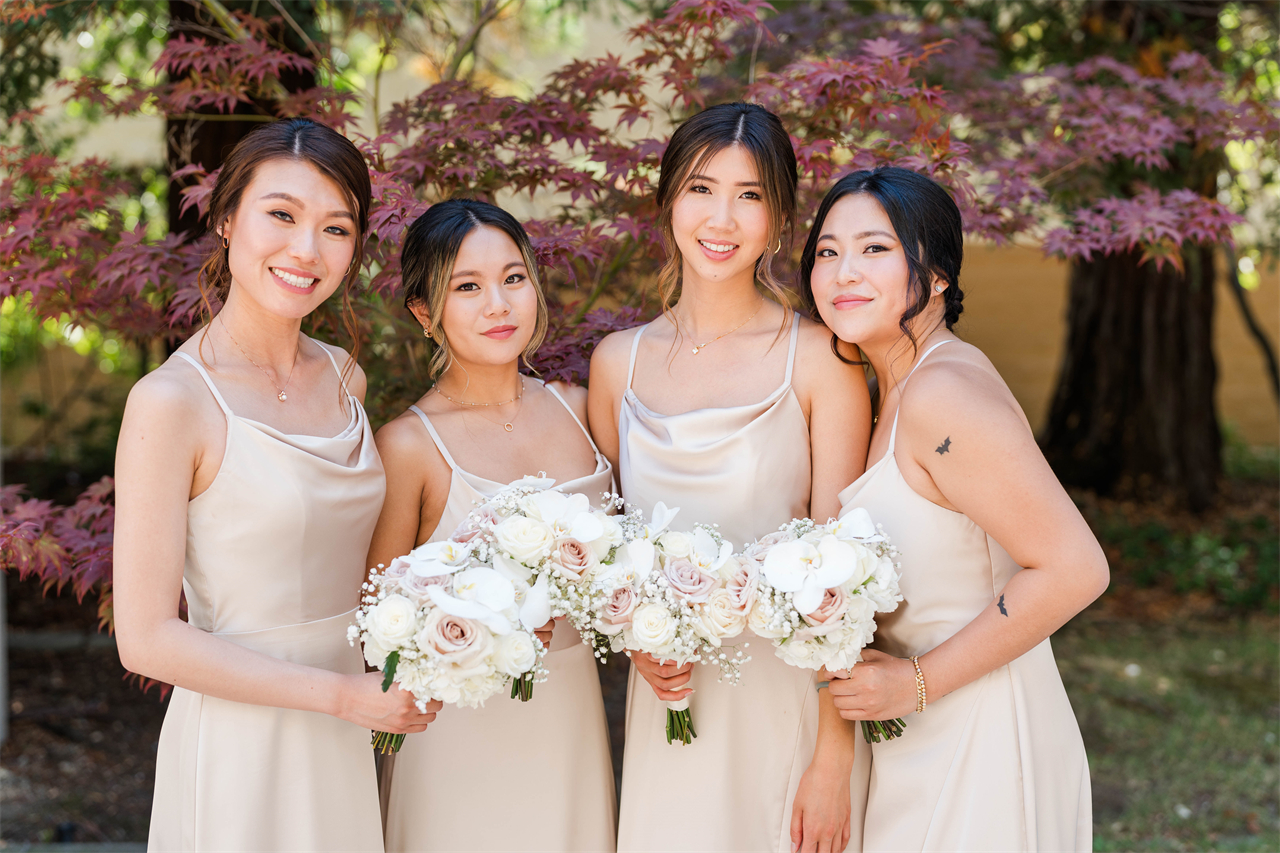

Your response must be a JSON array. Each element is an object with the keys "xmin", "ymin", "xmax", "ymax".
[
  {"xmin": 494, "ymin": 515, "xmax": 555, "ymax": 563},
  {"xmin": 777, "ymin": 636, "xmax": 823, "ymax": 670},
  {"xmin": 695, "ymin": 589, "xmax": 748, "ymax": 646},
  {"xmin": 366, "ymin": 594, "xmax": 419, "ymax": 649},
  {"xmin": 361, "ymin": 633, "xmax": 392, "ymax": 668},
  {"xmin": 628, "ymin": 602, "xmax": 678, "ymax": 657},
  {"xmin": 748, "ymin": 597, "xmax": 791, "ymax": 639},
  {"xmin": 590, "ymin": 512, "xmax": 624, "ymax": 559},
  {"xmin": 658, "ymin": 531, "xmax": 693, "ymax": 558},
  {"xmin": 492, "ymin": 630, "xmax": 538, "ymax": 677}
]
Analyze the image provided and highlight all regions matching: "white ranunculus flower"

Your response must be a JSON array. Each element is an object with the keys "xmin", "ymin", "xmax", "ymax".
[
  {"xmin": 695, "ymin": 589, "xmax": 748, "ymax": 646},
  {"xmin": 494, "ymin": 515, "xmax": 556, "ymax": 563},
  {"xmin": 366, "ymin": 594, "xmax": 419, "ymax": 649},
  {"xmin": 492, "ymin": 630, "xmax": 538, "ymax": 676},
  {"xmin": 762, "ymin": 535, "xmax": 859, "ymax": 615},
  {"xmin": 628, "ymin": 602, "xmax": 678, "ymax": 657},
  {"xmin": 658, "ymin": 531, "xmax": 693, "ymax": 558}
]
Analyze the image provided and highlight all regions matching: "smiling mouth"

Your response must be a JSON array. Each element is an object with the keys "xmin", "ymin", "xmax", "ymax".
[
  {"xmin": 271, "ymin": 268, "xmax": 319, "ymax": 290},
  {"xmin": 484, "ymin": 325, "xmax": 517, "ymax": 338},
  {"xmin": 698, "ymin": 239, "xmax": 738, "ymax": 254}
]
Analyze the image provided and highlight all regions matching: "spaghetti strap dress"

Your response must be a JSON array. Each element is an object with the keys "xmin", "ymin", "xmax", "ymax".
[
  {"xmin": 383, "ymin": 380, "xmax": 618, "ymax": 853},
  {"xmin": 838, "ymin": 340, "xmax": 1092, "ymax": 852},
  {"xmin": 148, "ymin": 347, "xmax": 386, "ymax": 852},
  {"xmin": 616, "ymin": 316, "xmax": 850, "ymax": 853}
]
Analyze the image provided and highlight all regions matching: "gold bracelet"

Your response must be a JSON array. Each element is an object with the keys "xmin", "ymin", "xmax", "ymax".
[{"xmin": 910, "ymin": 655, "xmax": 927, "ymax": 714}]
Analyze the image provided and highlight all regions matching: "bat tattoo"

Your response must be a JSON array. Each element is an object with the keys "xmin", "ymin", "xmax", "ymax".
[
  {"xmin": 997, "ymin": 594, "xmax": 1008, "ymax": 617},
  {"xmin": 936, "ymin": 436, "xmax": 952, "ymax": 455}
]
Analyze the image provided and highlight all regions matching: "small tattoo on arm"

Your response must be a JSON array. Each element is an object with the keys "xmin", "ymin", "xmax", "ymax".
[
  {"xmin": 997, "ymin": 594, "xmax": 1008, "ymax": 617},
  {"xmin": 936, "ymin": 437, "xmax": 952, "ymax": 455}
]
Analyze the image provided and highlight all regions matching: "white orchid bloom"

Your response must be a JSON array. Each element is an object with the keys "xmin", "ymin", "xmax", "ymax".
[
  {"xmin": 518, "ymin": 573, "xmax": 552, "ymax": 632},
  {"xmin": 400, "ymin": 553, "xmax": 465, "ymax": 579},
  {"xmin": 451, "ymin": 567, "xmax": 516, "ymax": 613},
  {"xmin": 643, "ymin": 502, "xmax": 680, "ymax": 539},
  {"xmin": 830, "ymin": 508, "xmax": 880, "ymax": 541},
  {"xmin": 410, "ymin": 539, "xmax": 473, "ymax": 565},
  {"xmin": 508, "ymin": 474, "xmax": 556, "ymax": 490},
  {"xmin": 425, "ymin": 584, "xmax": 513, "ymax": 635},
  {"xmin": 520, "ymin": 490, "xmax": 604, "ymax": 543},
  {"xmin": 492, "ymin": 552, "xmax": 534, "ymax": 584},
  {"xmin": 611, "ymin": 539, "xmax": 656, "ymax": 585},
  {"xmin": 762, "ymin": 535, "xmax": 859, "ymax": 615},
  {"xmin": 691, "ymin": 527, "xmax": 733, "ymax": 573}
]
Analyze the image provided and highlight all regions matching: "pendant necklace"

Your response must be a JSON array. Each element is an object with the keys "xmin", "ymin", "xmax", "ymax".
[
  {"xmin": 220, "ymin": 317, "xmax": 299, "ymax": 402},
  {"xmin": 688, "ymin": 299, "xmax": 764, "ymax": 355},
  {"xmin": 436, "ymin": 377, "xmax": 525, "ymax": 432}
]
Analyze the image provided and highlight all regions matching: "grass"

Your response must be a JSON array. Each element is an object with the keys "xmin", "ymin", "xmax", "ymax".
[{"xmin": 1055, "ymin": 613, "xmax": 1280, "ymax": 852}]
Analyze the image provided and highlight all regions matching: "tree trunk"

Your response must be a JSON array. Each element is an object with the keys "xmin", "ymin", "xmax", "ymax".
[{"xmin": 1041, "ymin": 246, "xmax": 1221, "ymax": 510}]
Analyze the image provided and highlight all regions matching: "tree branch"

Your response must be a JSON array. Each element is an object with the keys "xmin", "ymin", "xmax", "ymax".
[
  {"xmin": 197, "ymin": 0, "xmax": 249, "ymax": 43},
  {"xmin": 1224, "ymin": 245, "xmax": 1280, "ymax": 404},
  {"xmin": 443, "ymin": 0, "xmax": 514, "ymax": 81}
]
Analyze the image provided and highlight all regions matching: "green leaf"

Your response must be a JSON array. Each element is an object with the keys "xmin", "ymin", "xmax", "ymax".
[{"xmin": 381, "ymin": 651, "xmax": 399, "ymax": 693}]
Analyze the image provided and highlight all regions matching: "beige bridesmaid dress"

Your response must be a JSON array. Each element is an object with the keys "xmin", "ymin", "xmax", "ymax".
[
  {"xmin": 149, "ymin": 349, "xmax": 386, "ymax": 852},
  {"xmin": 617, "ymin": 317, "xmax": 855, "ymax": 853},
  {"xmin": 383, "ymin": 381, "xmax": 617, "ymax": 853},
  {"xmin": 837, "ymin": 340, "xmax": 1092, "ymax": 852}
]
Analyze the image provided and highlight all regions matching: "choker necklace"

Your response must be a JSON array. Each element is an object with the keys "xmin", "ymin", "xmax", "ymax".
[
  {"xmin": 688, "ymin": 299, "xmax": 764, "ymax": 354},
  {"xmin": 436, "ymin": 377, "xmax": 525, "ymax": 432},
  {"xmin": 219, "ymin": 317, "xmax": 299, "ymax": 402}
]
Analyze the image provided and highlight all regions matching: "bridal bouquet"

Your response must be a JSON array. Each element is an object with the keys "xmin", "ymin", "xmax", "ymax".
[
  {"xmin": 350, "ymin": 535, "xmax": 551, "ymax": 754},
  {"xmin": 598, "ymin": 503, "xmax": 751, "ymax": 745},
  {"xmin": 447, "ymin": 475, "xmax": 630, "ymax": 695},
  {"xmin": 742, "ymin": 508, "xmax": 905, "ymax": 743}
]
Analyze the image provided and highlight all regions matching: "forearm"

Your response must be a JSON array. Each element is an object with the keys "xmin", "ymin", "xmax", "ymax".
[
  {"xmin": 812, "ymin": 682, "xmax": 859, "ymax": 770},
  {"xmin": 919, "ymin": 566, "xmax": 1100, "ymax": 701},
  {"xmin": 119, "ymin": 616, "xmax": 344, "ymax": 716}
]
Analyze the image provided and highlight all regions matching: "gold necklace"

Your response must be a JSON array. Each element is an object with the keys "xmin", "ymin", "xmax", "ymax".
[
  {"xmin": 688, "ymin": 299, "xmax": 764, "ymax": 354},
  {"xmin": 436, "ymin": 377, "xmax": 525, "ymax": 432},
  {"xmin": 219, "ymin": 317, "xmax": 299, "ymax": 402}
]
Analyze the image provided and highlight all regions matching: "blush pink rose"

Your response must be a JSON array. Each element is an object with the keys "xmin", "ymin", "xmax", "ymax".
[
  {"xmin": 743, "ymin": 530, "xmax": 796, "ymax": 566},
  {"xmin": 381, "ymin": 556, "xmax": 411, "ymax": 581},
  {"xmin": 801, "ymin": 587, "xmax": 850, "ymax": 635},
  {"xmin": 723, "ymin": 557, "xmax": 759, "ymax": 614},
  {"xmin": 400, "ymin": 569, "xmax": 450, "ymax": 600},
  {"xmin": 603, "ymin": 586, "xmax": 638, "ymax": 626},
  {"xmin": 451, "ymin": 505, "xmax": 499, "ymax": 544},
  {"xmin": 553, "ymin": 538, "xmax": 599, "ymax": 580},
  {"xmin": 662, "ymin": 558, "xmax": 717, "ymax": 603}
]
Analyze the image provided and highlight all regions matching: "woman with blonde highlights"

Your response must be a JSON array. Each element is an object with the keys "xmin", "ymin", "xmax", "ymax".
[
  {"xmin": 589, "ymin": 102, "xmax": 872, "ymax": 852},
  {"xmin": 113, "ymin": 118, "xmax": 435, "ymax": 852},
  {"xmin": 371, "ymin": 198, "xmax": 616, "ymax": 852}
]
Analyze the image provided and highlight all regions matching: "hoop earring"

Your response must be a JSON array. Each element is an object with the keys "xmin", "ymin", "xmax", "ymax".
[
  {"xmin": 773, "ymin": 239, "xmax": 782, "ymax": 254},
  {"xmin": 221, "ymin": 235, "xmax": 230, "ymax": 249}
]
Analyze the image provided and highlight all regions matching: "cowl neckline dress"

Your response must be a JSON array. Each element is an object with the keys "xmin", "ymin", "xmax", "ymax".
[
  {"xmin": 838, "ymin": 340, "xmax": 1091, "ymax": 852},
  {"xmin": 383, "ymin": 380, "xmax": 617, "ymax": 853},
  {"xmin": 148, "ymin": 347, "xmax": 386, "ymax": 851},
  {"xmin": 617, "ymin": 317, "xmax": 857, "ymax": 853}
]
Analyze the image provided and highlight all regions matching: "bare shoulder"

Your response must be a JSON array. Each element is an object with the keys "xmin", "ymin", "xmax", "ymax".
[
  {"xmin": 590, "ymin": 325, "xmax": 646, "ymax": 375},
  {"xmin": 793, "ymin": 314, "xmax": 865, "ymax": 383},
  {"xmin": 315, "ymin": 340, "xmax": 368, "ymax": 399},
  {"xmin": 125, "ymin": 356, "xmax": 216, "ymax": 423},
  {"xmin": 375, "ymin": 409, "xmax": 444, "ymax": 473},
  {"xmin": 899, "ymin": 340, "xmax": 1027, "ymax": 443},
  {"xmin": 546, "ymin": 380, "xmax": 589, "ymax": 422}
]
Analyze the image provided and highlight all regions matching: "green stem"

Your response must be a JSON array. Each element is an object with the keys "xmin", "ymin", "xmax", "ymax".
[
  {"xmin": 861, "ymin": 717, "xmax": 907, "ymax": 744},
  {"xmin": 665, "ymin": 707, "xmax": 696, "ymax": 745},
  {"xmin": 371, "ymin": 730, "xmax": 406, "ymax": 754},
  {"xmin": 511, "ymin": 671, "xmax": 535, "ymax": 702}
]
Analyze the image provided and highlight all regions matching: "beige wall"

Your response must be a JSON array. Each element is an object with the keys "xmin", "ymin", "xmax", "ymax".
[{"xmin": 959, "ymin": 243, "xmax": 1279, "ymax": 445}]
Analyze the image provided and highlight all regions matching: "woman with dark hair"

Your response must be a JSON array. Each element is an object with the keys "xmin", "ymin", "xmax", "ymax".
[
  {"xmin": 801, "ymin": 166, "xmax": 1106, "ymax": 851},
  {"xmin": 589, "ymin": 102, "xmax": 871, "ymax": 852},
  {"xmin": 370, "ymin": 198, "xmax": 616, "ymax": 852},
  {"xmin": 113, "ymin": 118, "xmax": 435, "ymax": 851}
]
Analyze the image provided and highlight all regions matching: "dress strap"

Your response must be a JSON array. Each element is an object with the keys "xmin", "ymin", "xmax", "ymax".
[
  {"xmin": 315, "ymin": 342, "xmax": 352, "ymax": 396},
  {"xmin": 408, "ymin": 405, "xmax": 461, "ymax": 472},
  {"xmin": 173, "ymin": 352, "xmax": 235, "ymax": 419},
  {"xmin": 782, "ymin": 312, "xmax": 802, "ymax": 386},
  {"xmin": 542, "ymin": 380, "xmax": 603, "ymax": 456},
  {"xmin": 887, "ymin": 339, "xmax": 954, "ymax": 455},
  {"xmin": 624, "ymin": 324, "xmax": 647, "ymax": 390}
]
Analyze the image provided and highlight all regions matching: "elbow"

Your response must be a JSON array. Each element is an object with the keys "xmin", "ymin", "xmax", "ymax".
[{"xmin": 115, "ymin": 626, "xmax": 158, "ymax": 680}]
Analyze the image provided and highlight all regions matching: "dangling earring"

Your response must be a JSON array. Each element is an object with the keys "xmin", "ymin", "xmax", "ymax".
[{"xmin": 221, "ymin": 234, "xmax": 230, "ymax": 249}]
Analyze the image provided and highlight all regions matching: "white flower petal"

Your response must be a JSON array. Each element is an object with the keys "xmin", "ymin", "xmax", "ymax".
[
  {"xmin": 519, "ymin": 573, "xmax": 551, "ymax": 631},
  {"xmin": 425, "ymin": 585, "xmax": 512, "ymax": 634},
  {"xmin": 813, "ymin": 536, "xmax": 858, "ymax": 588},
  {"xmin": 793, "ymin": 578, "xmax": 826, "ymax": 616}
]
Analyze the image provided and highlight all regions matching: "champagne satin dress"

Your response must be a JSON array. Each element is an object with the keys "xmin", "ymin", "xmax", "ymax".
[
  {"xmin": 383, "ymin": 382, "xmax": 617, "ymax": 853},
  {"xmin": 837, "ymin": 341, "xmax": 1092, "ymax": 852},
  {"xmin": 148, "ymin": 349, "xmax": 386, "ymax": 852},
  {"xmin": 616, "ymin": 317, "xmax": 843, "ymax": 853}
]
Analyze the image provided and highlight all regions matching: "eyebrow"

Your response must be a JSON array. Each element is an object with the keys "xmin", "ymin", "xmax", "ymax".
[
  {"xmin": 450, "ymin": 261, "xmax": 527, "ymax": 279},
  {"xmin": 260, "ymin": 192, "xmax": 354, "ymax": 221},
  {"xmin": 688, "ymin": 173, "xmax": 762, "ymax": 187},
  {"xmin": 817, "ymin": 229, "xmax": 898, "ymax": 241}
]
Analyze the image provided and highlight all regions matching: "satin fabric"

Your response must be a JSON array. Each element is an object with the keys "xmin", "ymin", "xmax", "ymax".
[
  {"xmin": 617, "ymin": 317, "xmax": 856, "ymax": 853},
  {"xmin": 838, "ymin": 340, "xmax": 1092, "ymax": 852},
  {"xmin": 149, "ymin": 349, "xmax": 386, "ymax": 852},
  {"xmin": 383, "ymin": 381, "xmax": 618, "ymax": 853}
]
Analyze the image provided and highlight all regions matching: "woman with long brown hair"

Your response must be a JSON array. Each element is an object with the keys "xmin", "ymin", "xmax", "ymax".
[
  {"xmin": 112, "ymin": 118, "xmax": 436, "ymax": 851},
  {"xmin": 588, "ymin": 102, "xmax": 871, "ymax": 852}
]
